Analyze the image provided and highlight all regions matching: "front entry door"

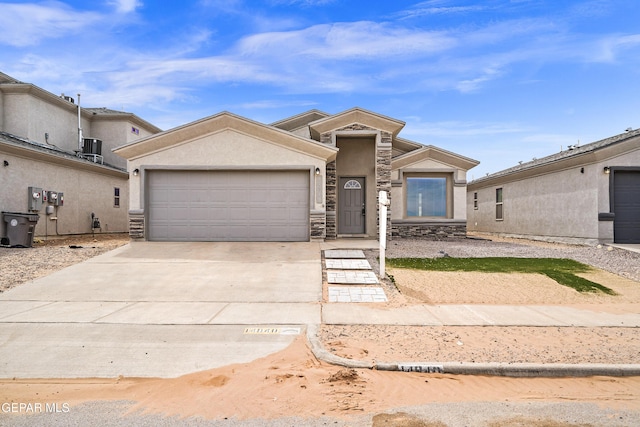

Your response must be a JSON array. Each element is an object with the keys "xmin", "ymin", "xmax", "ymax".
[{"xmin": 338, "ymin": 177, "xmax": 365, "ymax": 234}]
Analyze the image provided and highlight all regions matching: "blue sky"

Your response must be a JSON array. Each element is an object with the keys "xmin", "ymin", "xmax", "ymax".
[{"xmin": 1, "ymin": 0, "xmax": 639, "ymax": 179}]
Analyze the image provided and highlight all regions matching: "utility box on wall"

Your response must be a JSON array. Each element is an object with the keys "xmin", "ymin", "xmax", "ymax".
[
  {"xmin": 47, "ymin": 191, "xmax": 58, "ymax": 205},
  {"xmin": 27, "ymin": 187, "xmax": 43, "ymax": 211}
]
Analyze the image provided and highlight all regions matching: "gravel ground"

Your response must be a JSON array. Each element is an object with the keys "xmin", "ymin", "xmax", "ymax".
[{"xmin": 0, "ymin": 234, "xmax": 130, "ymax": 293}]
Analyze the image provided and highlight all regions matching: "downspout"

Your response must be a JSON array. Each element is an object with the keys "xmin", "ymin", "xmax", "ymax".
[{"xmin": 77, "ymin": 93, "xmax": 83, "ymax": 152}]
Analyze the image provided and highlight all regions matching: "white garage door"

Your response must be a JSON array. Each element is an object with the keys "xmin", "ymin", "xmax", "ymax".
[{"xmin": 147, "ymin": 170, "xmax": 310, "ymax": 241}]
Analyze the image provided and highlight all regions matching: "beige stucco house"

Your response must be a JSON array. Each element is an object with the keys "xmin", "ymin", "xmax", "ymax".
[
  {"xmin": 467, "ymin": 129, "xmax": 640, "ymax": 244},
  {"xmin": 114, "ymin": 108, "xmax": 479, "ymax": 242},
  {"xmin": 0, "ymin": 72, "xmax": 161, "ymax": 242}
]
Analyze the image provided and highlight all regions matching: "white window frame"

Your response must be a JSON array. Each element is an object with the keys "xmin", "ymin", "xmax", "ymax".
[{"xmin": 495, "ymin": 188, "xmax": 503, "ymax": 221}]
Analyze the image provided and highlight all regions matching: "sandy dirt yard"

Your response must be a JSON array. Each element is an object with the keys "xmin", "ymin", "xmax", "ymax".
[
  {"xmin": 1, "ymin": 336, "xmax": 640, "ymax": 426},
  {"xmin": 1, "ymin": 234, "xmax": 640, "ymax": 426}
]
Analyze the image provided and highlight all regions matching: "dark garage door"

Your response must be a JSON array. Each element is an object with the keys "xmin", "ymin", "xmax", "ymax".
[
  {"xmin": 613, "ymin": 170, "xmax": 640, "ymax": 244},
  {"xmin": 147, "ymin": 170, "xmax": 309, "ymax": 241}
]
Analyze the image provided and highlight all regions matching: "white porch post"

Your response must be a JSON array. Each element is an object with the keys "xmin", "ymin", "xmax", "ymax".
[{"xmin": 379, "ymin": 191, "xmax": 390, "ymax": 278}]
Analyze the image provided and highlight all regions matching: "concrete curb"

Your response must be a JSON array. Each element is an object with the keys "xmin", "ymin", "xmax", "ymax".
[{"xmin": 306, "ymin": 324, "xmax": 640, "ymax": 378}]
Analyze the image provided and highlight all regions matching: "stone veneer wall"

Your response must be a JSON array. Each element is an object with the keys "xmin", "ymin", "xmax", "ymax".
[
  {"xmin": 128, "ymin": 210, "xmax": 145, "ymax": 239},
  {"xmin": 325, "ymin": 159, "xmax": 337, "ymax": 239},
  {"xmin": 376, "ymin": 131, "xmax": 392, "ymax": 241},
  {"xmin": 310, "ymin": 212, "xmax": 326, "ymax": 240},
  {"xmin": 391, "ymin": 222, "xmax": 467, "ymax": 239}
]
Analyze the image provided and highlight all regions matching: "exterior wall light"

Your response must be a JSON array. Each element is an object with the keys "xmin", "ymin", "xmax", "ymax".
[
  {"xmin": 3, "ymin": 160, "xmax": 8, "ymax": 167},
  {"xmin": 133, "ymin": 168, "xmax": 140, "ymax": 176},
  {"xmin": 603, "ymin": 166, "xmax": 610, "ymax": 174},
  {"xmin": 315, "ymin": 167, "xmax": 321, "ymax": 175}
]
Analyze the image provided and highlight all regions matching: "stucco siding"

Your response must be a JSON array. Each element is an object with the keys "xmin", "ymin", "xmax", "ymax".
[
  {"xmin": 90, "ymin": 120, "xmax": 154, "ymax": 169},
  {"xmin": 3, "ymin": 93, "xmax": 81, "ymax": 151},
  {"xmin": 127, "ymin": 129, "xmax": 326, "ymax": 212},
  {"xmin": 468, "ymin": 166, "xmax": 600, "ymax": 240},
  {"xmin": 468, "ymin": 141, "xmax": 640, "ymax": 243},
  {"xmin": 0, "ymin": 150, "xmax": 129, "ymax": 238}
]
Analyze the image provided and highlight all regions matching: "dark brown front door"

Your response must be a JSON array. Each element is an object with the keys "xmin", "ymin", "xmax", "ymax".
[{"xmin": 338, "ymin": 177, "xmax": 365, "ymax": 234}]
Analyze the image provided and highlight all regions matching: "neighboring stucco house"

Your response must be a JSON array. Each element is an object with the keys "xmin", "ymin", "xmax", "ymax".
[
  {"xmin": 114, "ymin": 108, "xmax": 479, "ymax": 242},
  {"xmin": 467, "ymin": 128, "xmax": 640, "ymax": 244},
  {"xmin": 0, "ymin": 72, "xmax": 161, "ymax": 240}
]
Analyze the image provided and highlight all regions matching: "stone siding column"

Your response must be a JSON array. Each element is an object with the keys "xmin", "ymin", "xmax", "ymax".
[
  {"xmin": 376, "ymin": 131, "xmax": 392, "ymax": 240},
  {"xmin": 325, "ymin": 160, "xmax": 337, "ymax": 239},
  {"xmin": 128, "ymin": 210, "xmax": 145, "ymax": 240}
]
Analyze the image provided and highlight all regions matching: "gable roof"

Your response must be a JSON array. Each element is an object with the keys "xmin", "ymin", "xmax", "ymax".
[
  {"xmin": 469, "ymin": 128, "xmax": 640, "ymax": 188},
  {"xmin": 270, "ymin": 109, "xmax": 330, "ymax": 132},
  {"xmin": 308, "ymin": 107, "xmax": 405, "ymax": 140},
  {"xmin": 113, "ymin": 111, "xmax": 338, "ymax": 161},
  {"xmin": 85, "ymin": 107, "xmax": 162, "ymax": 133},
  {"xmin": 392, "ymin": 145, "xmax": 480, "ymax": 171}
]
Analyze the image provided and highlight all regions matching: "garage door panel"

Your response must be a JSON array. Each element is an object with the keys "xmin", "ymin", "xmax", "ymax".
[{"xmin": 147, "ymin": 170, "xmax": 309, "ymax": 241}]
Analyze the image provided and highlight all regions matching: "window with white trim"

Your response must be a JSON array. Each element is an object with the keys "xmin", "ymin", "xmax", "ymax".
[
  {"xmin": 495, "ymin": 188, "xmax": 503, "ymax": 220},
  {"xmin": 114, "ymin": 187, "xmax": 121, "ymax": 208},
  {"xmin": 473, "ymin": 192, "xmax": 478, "ymax": 210}
]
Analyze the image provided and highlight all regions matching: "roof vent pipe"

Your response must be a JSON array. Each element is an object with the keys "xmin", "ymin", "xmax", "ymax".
[{"xmin": 77, "ymin": 93, "xmax": 83, "ymax": 152}]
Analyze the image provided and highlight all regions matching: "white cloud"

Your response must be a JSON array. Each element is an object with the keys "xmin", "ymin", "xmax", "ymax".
[
  {"xmin": 456, "ymin": 66, "xmax": 503, "ymax": 93},
  {"xmin": 237, "ymin": 21, "xmax": 456, "ymax": 60},
  {"xmin": 591, "ymin": 33, "xmax": 640, "ymax": 63},
  {"xmin": 397, "ymin": 4, "xmax": 485, "ymax": 19},
  {"xmin": 0, "ymin": 1, "xmax": 101, "ymax": 47},
  {"xmin": 108, "ymin": 0, "xmax": 143, "ymax": 14}
]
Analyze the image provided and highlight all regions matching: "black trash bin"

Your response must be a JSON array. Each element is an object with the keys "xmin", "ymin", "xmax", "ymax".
[{"xmin": 2, "ymin": 212, "xmax": 40, "ymax": 248}]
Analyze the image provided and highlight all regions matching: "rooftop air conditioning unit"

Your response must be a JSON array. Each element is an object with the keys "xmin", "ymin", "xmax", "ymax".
[
  {"xmin": 60, "ymin": 94, "xmax": 74, "ymax": 103},
  {"xmin": 82, "ymin": 138, "xmax": 102, "ymax": 155}
]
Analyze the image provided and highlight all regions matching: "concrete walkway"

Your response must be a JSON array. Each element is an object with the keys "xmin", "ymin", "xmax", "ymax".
[{"xmin": 322, "ymin": 303, "xmax": 640, "ymax": 327}]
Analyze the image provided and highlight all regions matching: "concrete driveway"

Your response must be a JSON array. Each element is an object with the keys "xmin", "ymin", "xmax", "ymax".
[{"xmin": 0, "ymin": 242, "xmax": 322, "ymax": 378}]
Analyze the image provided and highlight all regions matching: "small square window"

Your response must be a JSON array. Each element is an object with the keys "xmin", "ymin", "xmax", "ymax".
[{"xmin": 114, "ymin": 187, "xmax": 120, "ymax": 207}]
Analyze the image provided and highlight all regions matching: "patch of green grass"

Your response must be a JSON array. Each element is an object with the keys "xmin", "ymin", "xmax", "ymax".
[{"xmin": 386, "ymin": 257, "xmax": 616, "ymax": 295}]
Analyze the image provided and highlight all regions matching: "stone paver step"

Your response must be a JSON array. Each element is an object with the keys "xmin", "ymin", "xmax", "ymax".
[
  {"xmin": 328, "ymin": 286, "xmax": 387, "ymax": 303},
  {"xmin": 324, "ymin": 258, "xmax": 372, "ymax": 270},
  {"xmin": 327, "ymin": 269, "xmax": 379, "ymax": 284},
  {"xmin": 324, "ymin": 249, "xmax": 366, "ymax": 259}
]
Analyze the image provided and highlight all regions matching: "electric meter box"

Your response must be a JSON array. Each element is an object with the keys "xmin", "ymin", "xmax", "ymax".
[
  {"xmin": 27, "ymin": 187, "xmax": 43, "ymax": 211},
  {"xmin": 47, "ymin": 191, "xmax": 58, "ymax": 205}
]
